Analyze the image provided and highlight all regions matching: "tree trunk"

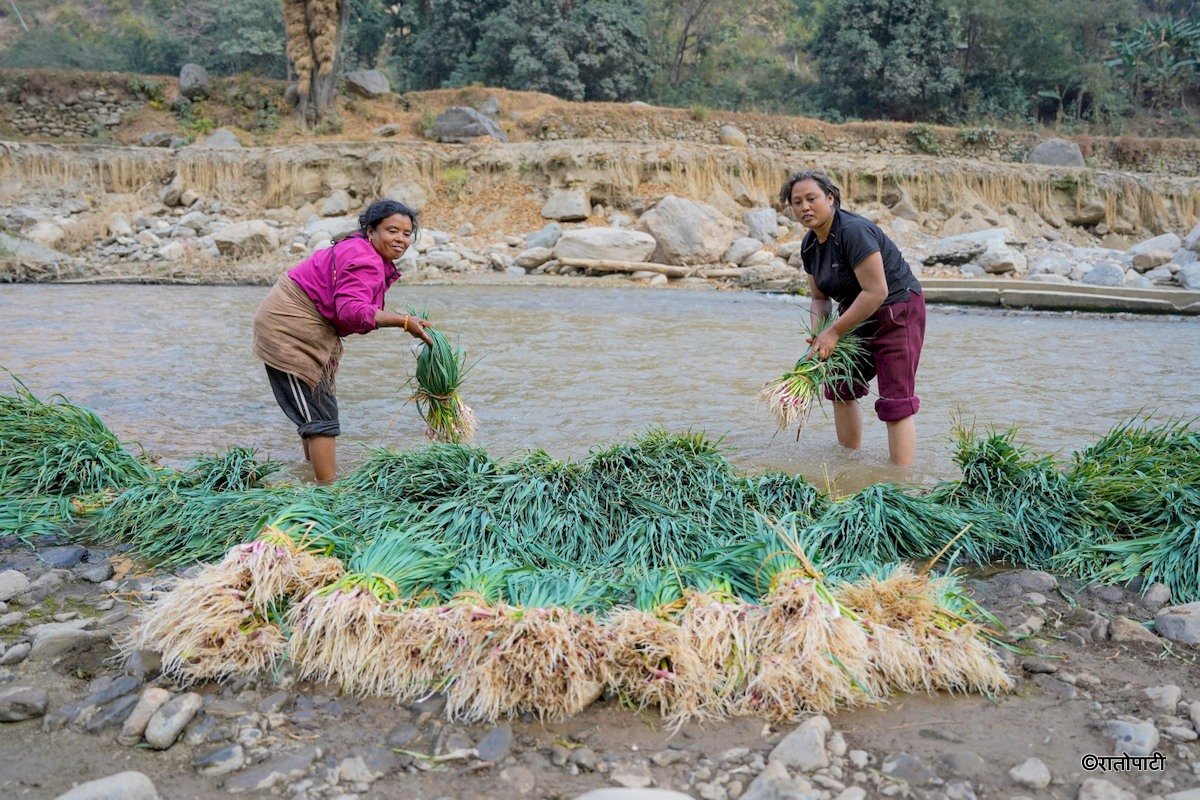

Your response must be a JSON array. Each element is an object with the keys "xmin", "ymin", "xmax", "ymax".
[{"xmin": 282, "ymin": 0, "xmax": 349, "ymax": 129}]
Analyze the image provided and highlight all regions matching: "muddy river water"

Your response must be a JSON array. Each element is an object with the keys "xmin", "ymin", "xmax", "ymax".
[{"xmin": 2, "ymin": 284, "xmax": 1198, "ymax": 492}]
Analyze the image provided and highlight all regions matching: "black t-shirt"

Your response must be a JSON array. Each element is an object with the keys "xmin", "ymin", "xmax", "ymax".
[{"xmin": 800, "ymin": 209, "xmax": 921, "ymax": 307}]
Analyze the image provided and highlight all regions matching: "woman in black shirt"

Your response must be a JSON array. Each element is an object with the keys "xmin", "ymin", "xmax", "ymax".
[{"xmin": 782, "ymin": 169, "xmax": 926, "ymax": 466}]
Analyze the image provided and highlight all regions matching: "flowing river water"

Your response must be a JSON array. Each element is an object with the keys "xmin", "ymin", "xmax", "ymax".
[{"xmin": 2, "ymin": 283, "xmax": 1199, "ymax": 493}]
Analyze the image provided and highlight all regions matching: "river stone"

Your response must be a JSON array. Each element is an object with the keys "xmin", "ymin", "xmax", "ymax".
[
  {"xmin": 637, "ymin": 195, "xmax": 740, "ymax": 265},
  {"xmin": 344, "ymin": 69, "xmax": 390, "ymax": 98},
  {"xmin": 722, "ymin": 237, "xmax": 763, "ymax": 265},
  {"xmin": 139, "ymin": 131, "xmax": 173, "ymax": 148},
  {"xmin": 1109, "ymin": 616, "xmax": 1159, "ymax": 644},
  {"xmin": 476, "ymin": 723, "xmax": 514, "ymax": 762},
  {"xmin": 554, "ymin": 228, "xmax": 657, "ymax": 263},
  {"xmin": 978, "ymin": 244, "xmax": 1026, "ymax": 275},
  {"xmin": 1131, "ymin": 250, "xmax": 1172, "ymax": 270},
  {"xmin": 1030, "ymin": 254, "xmax": 1073, "ymax": 276},
  {"xmin": 741, "ymin": 760, "xmax": 814, "ymax": 800},
  {"xmin": 83, "ymin": 693, "xmax": 140, "ymax": 733},
  {"xmin": 383, "ymin": 180, "xmax": 428, "ymax": 213},
  {"xmin": 1026, "ymin": 138, "xmax": 1084, "ymax": 166},
  {"xmin": 0, "ymin": 643, "xmax": 30, "ymax": 665},
  {"xmin": 1178, "ymin": 264, "xmax": 1200, "ymax": 290},
  {"xmin": 521, "ymin": 222, "xmax": 561, "ymax": 250},
  {"xmin": 0, "ymin": 686, "xmax": 49, "ymax": 721},
  {"xmin": 54, "ymin": 771, "xmax": 159, "ymax": 800},
  {"xmin": 190, "ymin": 128, "xmax": 241, "ymax": 149},
  {"xmin": 1081, "ymin": 261, "xmax": 1126, "ymax": 287},
  {"xmin": 179, "ymin": 63, "xmax": 209, "ymax": 100},
  {"xmin": 224, "ymin": 745, "xmax": 321, "ymax": 793},
  {"xmin": 769, "ymin": 715, "xmax": 830, "ymax": 772},
  {"xmin": 1183, "ymin": 222, "xmax": 1200, "ymax": 253},
  {"xmin": 1078, "ymin": 778, "xmax": 1136, "ymax": 800},
  {"xmin": 744, "ymin": 208, "xmax": 779, "ymax": 243},
  {"xmin": 718, "ymin": 124, "xmax": 748, "ymax": 147},
  {"xmin": 1105, "ymin": 719, "xmax": 1159, "ymax": 757},
  {"xmin": 28, "ymin": 624, "xmax": 94, "ymax": 660},
  {"xmin": 1008, "ymin": 757, "xmax": 1051, "ymax": 789},
  {"xmin": 1155, "ymin": 602, "xmax": 1200, "ymax": 644},
  {"xmin": 0, "ymin": 571, "xmax": 29, "ymax": 603},
  {"xmin": 337, "ymin": 746, "xmax": 398, "ymax": 782},
  {"xmin": 1129, "ymin": 232, "xmax": 1182, "ymax": 257},
  {"xmin": 39, "ymin": 545, "xmax": 86, "ymax": 569},
  {"xmin": 514, "ymin": 247, "xmax": 553, "ymax": 269},
  {"xmin": 145, "ymin": 692, "xmax": 202, "ymax": 749},
  {"xmin": 119, "ymin": 687, "xmax": 172, "ymax": 746},
  {"xmin": 542, "ymin": 189, "xmax": 591, "ymax": 222},
  {"xmin": 78, "ymin": 560, "xmax": 115, "ymax": 583},
  {"xmin": 431, "ymin": 107, "xmax": 508, "ymax": 143},
  {"xmin": 882, "ymin": 752, "xmax": 938, "ymax": 785},
  {"xmin": 192, "ymin": 743, "xmax": 245, "ymax": 776},
  {"xmin": 213, "ymin": 221, "xmax": 279, "ymax": 256}
]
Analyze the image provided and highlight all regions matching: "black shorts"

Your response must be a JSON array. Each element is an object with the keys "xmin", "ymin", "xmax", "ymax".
[{"xmin": 265, "ymin": 365, "xmax": 340, "ymax": 438}]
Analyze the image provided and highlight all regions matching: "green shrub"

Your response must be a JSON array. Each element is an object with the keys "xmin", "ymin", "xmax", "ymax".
[{"xmin": 908, "ymin": 123, "xmax": 943, "ymax": 155}]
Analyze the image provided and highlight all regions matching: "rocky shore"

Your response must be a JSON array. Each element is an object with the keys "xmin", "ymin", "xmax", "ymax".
[{"xmin": 2, "ymin": 532, "xmax": 1198, "ymax": 800}]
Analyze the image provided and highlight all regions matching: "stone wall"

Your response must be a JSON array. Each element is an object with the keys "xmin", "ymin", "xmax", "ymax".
[{"xmin": 1, "ymin": 85, "xmax": 141, "ymax": 140}]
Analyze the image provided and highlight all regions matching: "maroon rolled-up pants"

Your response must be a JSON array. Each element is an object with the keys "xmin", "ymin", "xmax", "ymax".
[{"xmin": 824, "ymin": 290, "xmax": 926, "ymax": 421}]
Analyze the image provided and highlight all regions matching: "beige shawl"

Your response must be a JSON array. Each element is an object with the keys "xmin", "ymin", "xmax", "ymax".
[{"xmin": 252, "ymin": 274, "xmax": 343, "ymax": 390}]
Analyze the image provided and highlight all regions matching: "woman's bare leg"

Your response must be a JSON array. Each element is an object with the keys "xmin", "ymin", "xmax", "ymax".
[
  {"xmin": 885, "ymin": 416, "xmax": 916, "ymax": 467},
  {"xmin": 832, "ymin": 400, "xmax": 863, "ymax": 450},
  {"xmin": 307, "ymin": 436, "xmax": 336, "ymax": 484}
]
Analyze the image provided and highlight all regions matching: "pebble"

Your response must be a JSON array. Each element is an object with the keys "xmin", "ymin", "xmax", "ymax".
[
  {"xmin": 336, "ymin": 746, "xmax": 399, "ymax": 783},
  {"xmin": 768, "ymin": 715, "xmax": 830, "ymax": 772},
  {"xmin": 1008, "ymin": 757, "xmax": 1051, "ymax": 789},
  {"xmin": 652, "ymin": 749, "xmax": 691, "ymax": 767},
  {"xmin": 1105, "ymin": 719, "xmax": 1160, "ymax": 757},
  {"xmin": 1143, "ymin": 685, "xmax": 1183, "ymax": 710},
  {"xmin": 193, "ymin": 743, "xmax": 245, "ymax": 776},
  {"xmin": 611, "ymin": 765, "xmax": 654, "ymax": 788},
  {"xmin": 53, "ymin": 771, "xmax": 158, "ymax": 800},
  {"xmin": 939, "ymin": 751, "xmax": 987, "ymax": 777},
  {"xmin": 385, "ymin": 722, "xmax": 420, "ymax": 748},
  {"xmin": 0, "ymin": 570, "xmax": 31, "ymax": 602},
  {"xmin": 881, "ymin": 752, "xmax": 938, "ymax": 786},
  {"xmin": 118, "ymin": 687, "xmax": 172, "ymax": 746},
  {"xmin": 144, "ymin": 691, "xmax": 202, "ymax": 749},
  {"xmin": 847, "ymin": 750, "xmax": 870, "ymax": 769},
  {"xmin": 695, "ymin": 782, "xmax": 726, "ymax": 800},
  {"xmin": 475, "ymin": 723, "xmax": 513, "ymax": 762},
  {"xmin": 0, "ymin": 685, "xmax": 49, "ymax": 721},
  {"xmin": 1077, "ymin": 778, "xmax": 1137, "ymax": 800},
  {"xmin": 1110, "ymin": 616, "xmax": 1161, "ymax": 644},
  {"xmin": 224, "ymin": 746, "xmax": 321, "ymax": 793}
]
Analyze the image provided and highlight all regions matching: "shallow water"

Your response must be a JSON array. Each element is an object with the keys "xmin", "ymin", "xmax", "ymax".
[{"xmin": 2, "ymin": 283, "xmax": 1199, "ymax": 492}]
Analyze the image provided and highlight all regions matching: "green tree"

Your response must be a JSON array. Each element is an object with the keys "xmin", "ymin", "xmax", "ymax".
[{"xmin": 810, "ymin": 0, "xmax": 961, "ymax": 120}]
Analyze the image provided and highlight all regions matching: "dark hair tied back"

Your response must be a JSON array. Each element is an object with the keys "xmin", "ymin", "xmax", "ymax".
[
  {"xmin": 358, "ymin": 198, "xmax": 421, "ymax": 242},
  {"xmin": 778, "ymin": 169, "xmax": 842, "ymax": 209}
]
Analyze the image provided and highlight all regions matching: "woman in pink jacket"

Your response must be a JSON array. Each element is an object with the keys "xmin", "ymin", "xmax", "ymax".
[{"xmin": 253, "ymin": 199, "xmax": 433, "ymax": 483}]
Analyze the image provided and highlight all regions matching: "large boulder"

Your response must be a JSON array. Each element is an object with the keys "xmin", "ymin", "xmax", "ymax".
[
  {"xmin": 636, "ymin": 195, "xmax": 740, "ymax": 265},
  {"xmin": 1080, "ymin": 261, "xmax": 1126, "ymax": 287},
  {"xmin": 722, "ymin": 236, "xmax": 763, "ymax": 266},
  {"xmin": 1184, "ymin": 222, "xmax": 1200, "ymax": 254},
  {"xmin": 743, "ymin": 208, "xmax": 778, "ymax": 243},
  {"xmin": 541, "ymin": 189, "xmax": 590, "ymax": 222},
  {"xmin": 431, "ymin": 107, "xmax": 508, "ymax": 143},
  {"xmin": 923, "ymin": 228, "xmax": 1011, "ymax": 265},
  {"xmin": 718, "ymin": 124, "xmax": 748, "ymax": 147},
  {"xmin": 382, "ymin": 180, "xmax": 428, "ymax": 213},
  {"xmin": 212, "ymin": 221, "xmax": 279, "ymax": 256},
  {"xmin": 1025, "ymin": 138, "xmax": 1085, "ymax": 167},
  {"xmin": 1128, "ymin": 232, "xmax": 1182, "ymax": 257},
  {"xmin": 553, "ymin": 229, "xmax": 657, "ymax": 263},
  {"xmin": 977, "ymin": 244, "xmax": 1026, "ymax": 275},
  {"xmin": 0, "ymin": 233, "xmax": 70, "ymax": 269},
  {"xmin": 179, "ymin": 64, "xmax": 210, "ymax": 100},
  {"xmin": 344, "ymin": 70, "xmax": 390, "ymax": 98},
  {"xmin": 1178, "ymin": 263, "xmax": 1200, "ymax": 291}
]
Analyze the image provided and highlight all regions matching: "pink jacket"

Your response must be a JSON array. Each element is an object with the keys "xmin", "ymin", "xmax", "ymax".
[{"xmin": 287, "ymin": 234, "xmax": 401, "ymax": 337}]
